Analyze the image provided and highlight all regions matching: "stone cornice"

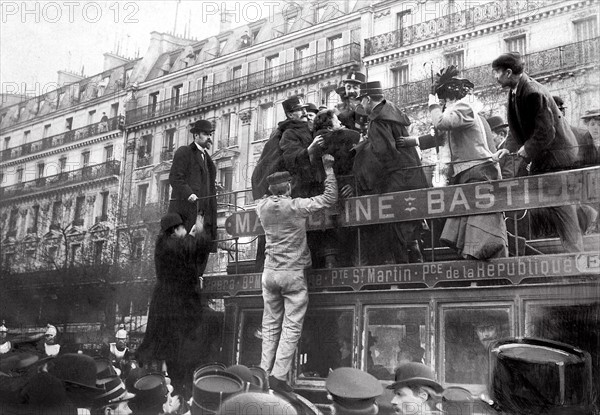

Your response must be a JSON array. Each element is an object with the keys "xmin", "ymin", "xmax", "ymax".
[{"xmin": 364, "ymin": 0, "xmax": 593, "ymax": 66}]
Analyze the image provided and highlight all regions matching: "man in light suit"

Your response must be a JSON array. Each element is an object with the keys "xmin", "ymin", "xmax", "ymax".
[
  {"xmin": 492, "ymin": 52, "xmax": 583, "ymax": 252},
  {"xmin": 168, "ymin": 119, "xmax": 218, "ymax": 271}
]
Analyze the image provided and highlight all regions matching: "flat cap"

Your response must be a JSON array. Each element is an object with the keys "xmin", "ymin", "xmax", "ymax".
[
  {"xmin": 266, "ymin": 171, "xmax": 292, "ymax": 186},
  {"xmin": 581, "ymin": 108, "xmax": 600, "ymax": 120},
  {"xmin": 326, "ymin": 368, "xmax": 382, "ymax": 402}
]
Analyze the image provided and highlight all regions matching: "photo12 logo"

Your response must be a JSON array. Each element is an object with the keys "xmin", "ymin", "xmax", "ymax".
[{"xmin": 1, "ymin": 1, "xmax": 139, "ymax": 24}]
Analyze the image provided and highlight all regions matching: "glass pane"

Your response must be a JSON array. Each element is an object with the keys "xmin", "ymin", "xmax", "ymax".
[
  {"xmin": 527, "ymin": 301, "xmax": 600, "ymax": 400},
  {"xmin": 238, "ymin": 310, "xmax": 263, "ymax": 367},
  {"xmin": 298, "ymin": 309, "xmax": 354, "ymax": 379},
  {"xmin": 365, "ymin": 306, "xmax": 428, "ymax": 380},
  {"xmin": 443, "ymin": 307, "xmax": 511, "ymax": 385}
]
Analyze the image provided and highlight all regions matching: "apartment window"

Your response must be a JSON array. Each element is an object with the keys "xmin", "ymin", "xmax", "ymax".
[
  {"xmin": 220, "ymin": 114, "xmax": 231, "ymax": 148},
  {"xmin": 51, "ymin": 201, "xmax": 62, "ymax": 224},
  {"xmin": 232, "ymin": 65, "xmax": 242, "ymax": 80},
  {"xmin": 171, "ymin": 84, "xmax": 183, "ymax": 108},
  {"xmin": 138, "ymin": 184, "xmax": 148, "ymax": 208},
  {"xmin": 163, "ymin": 129, "xmax": 175, "ymax": 156},
  {"xmin": 266, "ymin": 54, "xmax": 279, "ymax": 69},
  {"xmin": 65, "ymin": 117, "xmax": 73, "ymax": 131},
  {"xmin": 3, "ymin": 137, "xmax": 9, "ymax": 150},
  {"xmin": 160, "ymin": 180, "xmax": 170, "ymax": 207},
  {"xmin": 327, "ymin": 34, "xmax": 343, "ymax": 51},
  {"xmin": 220, "ymin": 167, "xmax": 233, "ymax": 191},
  {"xmin": 393, "ymin": 65, "xmax": 409, "ymax": 87},
  {"xmin": 88, "ymin": 110, "xmax": 96, "ymax": 124},
  {"xmin": 445, "ymin": 51, "xmax": 464, "ymax": 70},
  {"xmin": 37, "ymin": 162, "xmax": 45, "ymax": 179},
  {"xmin": 100, "ymin": 191, "xmax": 109, "ymax": 218},
  {"xmin": 8, "ymin": 208, "xmax": 18, "ymax": 235},
  {"xmin": 74, "ymin": 196, "xmax": 85, "ymax": 226},
  {"xmin": 104, "ymin": 145, "xmax": 113, "ymax": 161},
  {"xmin": 219, "ymin": 40, "xmax": 227, "ymax": 54},
  {"xmin": 110, "ymin": 102, "xmax": 119, "ymax": 118},
  {"xmin": 574, "ymin": 17, "xmax": 598, "ymax": 41},
  {"xmin": 295, "ymin": 44, "xmax": 309, "ymax": 60},
  {"xmin": 94, "ymin": 240, "xmax": 104, "ymax": 264},
  {"xmin": 59, "ymin": 157, "xmax": 67, "ymax": 173},
  {"xmin": 140, "ymin": 134, "xmax": 152, "ymax": 158},
  {"xmin": 31, "ymin": 205, "xmax": 40, "ymax": 233},
  {"xmin": 17, "ymin": 168, "xmax": 23, "ymax": 183},
  {"xmin": 149, "ymin": 92, "xmax": 159, "ymax": 114},
  {"xmin": 125, "ymin": 69, "xmax": 133, "ymax": 84},
  {"xmin": 505, "ymin": 35, "xmax": 527, "ymax": 55},
  {"xmin": 258, "ymin": 103, "xmax": 274, "ymax": 134},
  {"xmin": 47, "ymin": 246, "xmax": 58, "ymax": 264},
  {"xmin": 132, "ymin": 237, "xmax": 145, "ymax": 260},
  {"xmin": 284, "ymin": 15, "xmax": 297, "ymax": 33},
  {"xmin": 199, "ymin": 75, "xmax": 208, "ymax": 97},
  {"xmin": 43, "ymin": 124, "xmax": 51, "ymax": 138},
  {"xmin": 23, "ymin": 130, "xmax": 31, "ymax": 142},
  {"xmin": 70, "ymin": 243, "xmax": 82, "ymax": 267},
  {"xmin": 81, "ymin": 151, "xmax": 90, "ymax": 167},
  {"xmin": 38, "ymin": 99, "xmax": 46, "ymax": 113}
]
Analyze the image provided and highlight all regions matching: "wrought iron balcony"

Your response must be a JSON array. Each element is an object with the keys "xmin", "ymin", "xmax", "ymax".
[
  {"xmin": 218, "ymin": 136, "xmax": 238, "ymax": 149},
  {"xmin": 364, "ymin": 0, "xmax": 564, "ymax": 56},
  {"xmin": 160, "ymin": 148, "xmax": 174, "ymax": 162},
  {"xmin": 126, "ymin": 43, "xmax": 361, "ymax": 125},
  {"xmin": 0, "ymin": 117, "xmax": 119, "ymax": 162},
  {"xmin": 0, "ymin": 160, "xmax": 120, "ymax": 200},
  {"xmin": 384, "ymin": 37, "xmax": 600, "ymax": 107},
  {"xmin": 253, "ymin": 128, "xmax": 276, "ymax": 142},
  {"xmin": 136, "ymin": 154, "xmax": 153, "ymax": 168}
]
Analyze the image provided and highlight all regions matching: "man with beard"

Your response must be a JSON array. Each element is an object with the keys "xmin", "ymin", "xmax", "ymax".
[
  {"xmin": 168, "ymin": 119, "xmax": 217, "ymax": 273},
  {"xmin": 337, "ymin": 70, "xmax": 367, "ymax": 132},
  {"xmin": 356, "ymin": 81, "xmax": 429, "ymax": 264},
  {"xmin": 492, "ymin": 52, "xmax": 583, "ymax": 252}
]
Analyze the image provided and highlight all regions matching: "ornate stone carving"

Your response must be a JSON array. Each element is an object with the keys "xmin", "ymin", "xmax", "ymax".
[{"xmin": 239, "ymin": 109, "xmax": 252, "ymax": 125}]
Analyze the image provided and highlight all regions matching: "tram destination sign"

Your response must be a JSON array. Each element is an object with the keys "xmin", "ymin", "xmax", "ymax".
[
  {"xmin": 225, "ymin": 167, "xmax": 599, "ymax": 237},
  {"xmin": 203, "ymin": 252, "xmax": 599, "ymax": 296}
]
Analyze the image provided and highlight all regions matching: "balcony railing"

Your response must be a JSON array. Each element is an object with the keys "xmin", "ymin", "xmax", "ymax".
[
  {"xmin": 218, "ymin": 136, "xmax": 238, "ymax": 149},
  {"xmin": 0, "ymin": 160, "xmax": 120, "ymax": 199},
  {"xmin": 126, "ymin": 43, "xmax": 361, "ymax": 125},
  {"xmin": 364, "ymin": 0, "xmax": 563, "ymax": 56},
  {"xmin": 0, "ymin": 117, "xmax": 119, "ymax": 163},
  {"xmin": 253, "ymin": 128, "xmax": 276, "ymax": 142},
  {"xmin": 127, "ymin": 202, "xmax": 169, "ymax": 224},
  {"xmin": 384, "ymin": 37, "xmax": 599, "ymax": 107},
  {"xmin": 136, "ymin": 154, "xmax": 153, "ymax": 168},
  {"xmin": 160, "ymin": 148, "xmax": 174, "ymax": 162}
]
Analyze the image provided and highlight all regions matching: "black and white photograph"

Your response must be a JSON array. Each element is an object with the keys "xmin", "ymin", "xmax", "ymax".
[{"xmin": 0, "ymin": 0, "xmax": 599, "ymax": 414}]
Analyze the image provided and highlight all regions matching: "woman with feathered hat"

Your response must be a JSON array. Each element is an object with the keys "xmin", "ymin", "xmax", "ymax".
[{"xmin": 400, "ymin": 66, "xmax": 508, "ymax": 259}]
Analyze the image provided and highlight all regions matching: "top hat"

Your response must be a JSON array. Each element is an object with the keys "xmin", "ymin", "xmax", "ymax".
[
  {"xmin": 306, "ymin": 103, "xmax": 319, "ymax": 114},
  {"xmin": 387, "ymin": 362, "xmax": 444, "ymax": 393},
  {"xmin": 95, "ymin": 375, "xmax": 135, "ymax": 406},
  {"xmin": 358, "ymin": 81, "xmax": 384, "ymax": 98},
  {"xmin": 581, "ymin": 108, "xmax": 600, "ymax": 120},
  {"xmin": 131, "ymin": 373, "xmax": 169, "ymax": 410},
  {"xmin": 343, "ymin": 71, "xmax": 366, "ymax": 84},
  {"xmin": 48, "ymin": 353, "xmax": 104, "ymax": 391},
  {"xmin": 190, "ymin": 119, "xmax": 214, "ymax": 134},
  {"xmin": 327, "ymin": 368, "xmax": 383, "ymax": 410},
  {"xmin": 160, "ymin": 212, "xmax": 183, "ymax": 233},
  {"xmin": 282, "ymin": 95, "xmax": 309, "ymax": 113},
  {"xmin": 216, "ymin": 392, "xmax": 300, "ymax": 415},
  {"xmin": 266, "ymin": 171, "xmax": 292, "ymax": 186},
  {"xmin": 486, "ymin": 116, "xmax": 508, "ymax": 131}
]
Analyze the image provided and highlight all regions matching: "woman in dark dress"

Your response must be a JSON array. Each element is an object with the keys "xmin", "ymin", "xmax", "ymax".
[{"xmin": 137, "ymin": 212, "xmax": 210, "ymax": 396}]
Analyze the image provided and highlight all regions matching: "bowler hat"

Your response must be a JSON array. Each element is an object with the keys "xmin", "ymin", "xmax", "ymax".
[
  {"xmin": 190, "ymin": 119, "xmax": 214, "ymax": 134},
  {"xmin": 387, "ymin": 362, "xmax": 444, "ymax": 393},
  {"xmin": 486, "ymin": 116, "xmax": 508, "ymax": 131},
  {"xmin": 581, "ymin": 108, "xmax": 600, "ymax": 120},
  {"xmin": 282, "ymin": 95, "xmax": 309, "ymax": 113},
  {"xmin": 216, "ymin": 392, "xmax": 300, "ymax": 415},
  {"xmin": 306, "ymin": 103, "xmax": 319, "ymax": 114},
  {"xmin": 160, "ymin": 212, "xmax": 183, "ymax": 233},
  {"xmin": 47, "ymin": 353, "xmax": 104, "ymax": 391},
  {"xmin": 95, "ymin": 375, "xmax": 135, "ymax": 406},
  {"xmin": 0, "ymin": 351, "xmax": 40, "ymax": 373},
  {"xmin": 358, "ymin": 81, "xmax": 384, "ymax": 98},
  {"xmin": 266, "ymin": 171, "xmax": 292, "ymax": 186},
  {"xmin": 343, "ymin": 70, "xmax": 366, "ymax": 84},
  {"xmin": 327, "ymin": 368, "xmax": 382, "ymax": 412},
  {"xmin": 131, "ymin": 373, "xmax": 169, "ymax": 410}
]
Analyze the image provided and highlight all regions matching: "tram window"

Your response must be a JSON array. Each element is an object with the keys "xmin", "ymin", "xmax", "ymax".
[
  {"xmin": 364, "ymin": 307, "xmax": 428, "ymax": 381},
  {"xmin": 442, "ymin": 307, "xmax": 511, "ymax": 385},
  {"xmin": 298, "ymin": 309, "xmax": 354, "ymax": 379},
  {"xmin": 238, "ymin": 310, "xmax": 263, "ymax": 367},
  {"xmin": 526, "ymin": 301, "xmax": 600, "ymax": 400}
]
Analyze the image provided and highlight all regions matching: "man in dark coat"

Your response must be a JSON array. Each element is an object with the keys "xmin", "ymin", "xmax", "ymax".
[
  {"xmin": 492, "ymin": 52, "xmax": 583, "ymax": 252},
  {"xmin": 357, "ymin": 81, "xmax": 429, "ymax": 264},
  {"xmin": 336, "ymin": 70, "xmax": 366, "ymax": 132},
  {"xmin": 168, "ymin": 119, "xmax": 218, "ymax": 270}
]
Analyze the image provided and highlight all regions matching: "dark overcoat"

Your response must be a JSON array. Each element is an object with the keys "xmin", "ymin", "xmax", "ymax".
[
  {"xmin": 506, "ymin": 74, "xmax": 579, "ymax": 173},
  {"xmin": 251, "ymin": 126, "xmax": 284, "ymax": 200},
  {"xmin": 168, "ymin": 143, "xmax": 217, "ymax": 244}
]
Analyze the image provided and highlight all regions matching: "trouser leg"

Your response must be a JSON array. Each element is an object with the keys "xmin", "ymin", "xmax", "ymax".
[
  {"xmin": 260, "ymin": 271, "xmax": 284, "ymax": 374},
  {"xmin": 549, "ymin": 204, "xmax": 584, "ymax": 252}
]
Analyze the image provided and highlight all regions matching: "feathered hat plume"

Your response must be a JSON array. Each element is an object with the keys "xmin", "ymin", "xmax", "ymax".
[{"xmin": 434, "ymin": 65, "xmax": 474, "ymax": 97}]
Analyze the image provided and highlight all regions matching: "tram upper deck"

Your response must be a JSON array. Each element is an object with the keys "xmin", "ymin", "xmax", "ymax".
[{"xmin": 203, "ymin": 166, "xmax": 600, "ymax": 414}]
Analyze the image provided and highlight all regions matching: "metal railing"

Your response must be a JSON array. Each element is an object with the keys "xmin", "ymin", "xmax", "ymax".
[
  {"xmin": 126, "ymin": 43, "xmax": 361, "ymax": 125},
  {"xmin": 364, "ymin": 0, "xmax": 564, "ymax": 56},
  {"xmin": 126, "ymin": 201, "xmax": 169, "ymax": 225},
  {"xmin": 218, "ymin": 136, "xmax": 238, "ymax": 149},
  {"xmin": 0, "ymin": 117, "xmax": 120, "ymax": 162},
  {"xmin": 0, "ymin": 160, "xmax": 120, "ymax": 199},
  {"xmin": 384, "ymin": 37, "xmax": 600, "ymax": 107}
]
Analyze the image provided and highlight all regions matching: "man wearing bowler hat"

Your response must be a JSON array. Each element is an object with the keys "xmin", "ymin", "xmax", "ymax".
[
  {"xmin": 492, "ymin": 51, "xmax": 583, "ymax": 252},
  {"xmin": 356, "ymin": 81, "xmax": 429, "ymax": 265},
  {"xmin": 388, "ymin": 363, "xmax": 444, "ymax": 415},
  {"xmin": 256, "ymin": 154, "xmax": 337, "ymax": 393},
  {"xmin": 168, "ymin": 119, "xmax": 218, "ymax": 273}
]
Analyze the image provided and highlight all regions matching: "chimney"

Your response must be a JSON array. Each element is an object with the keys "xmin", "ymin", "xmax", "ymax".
[
  {"xmin": 103, "ymin": 53, "xmax": 131, "ymax": 71},
  {"xmin": 220, "ymin": 10, "xmax": 235, "ymax": 33},
  {"xmin": 57, "ymin": 70, "xmax": 84, "ymax": 87}
]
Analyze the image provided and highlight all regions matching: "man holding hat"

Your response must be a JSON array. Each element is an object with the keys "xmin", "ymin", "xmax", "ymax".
[
  {"xmin": 356, "ymin": 81, "xmax": 429, "ymax": 265},
  {"xmin": 326, "ymin": 367, "xmax": 383, "ymax": 415},
  {"xmin": 388, "ymin": 363, "xmax": 444, "ymax": 415},
  {"xmin": 168, "ymin": 119, "xmax": 217, "ymax": 273},
  {"xmin": 492, "ymin": 51, "xmax": 583, "ymax": 252},
  {"xmin": 256, "ymin": 154, "xmax": 337, "ymax": 393}
]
